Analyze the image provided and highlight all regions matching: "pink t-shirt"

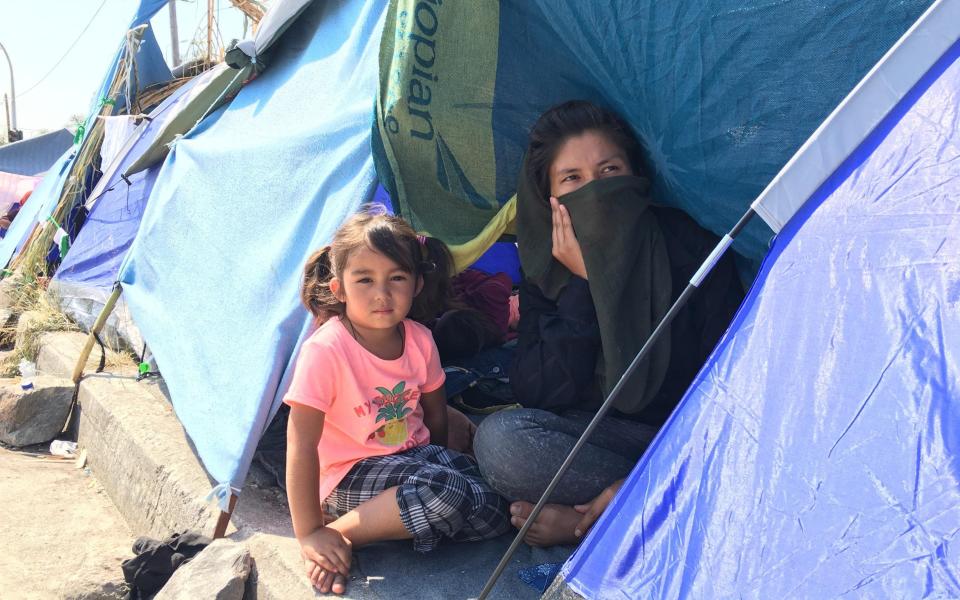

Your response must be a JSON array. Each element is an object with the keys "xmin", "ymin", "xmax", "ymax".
[{"xmin": 284, "ymin": 317, "xmax": 445, "ymax": 501}]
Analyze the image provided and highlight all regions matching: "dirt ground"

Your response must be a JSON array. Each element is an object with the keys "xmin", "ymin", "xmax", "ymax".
[{"xmin": 0, "ymin": 444, "xmax": 134, "ymax": 599}]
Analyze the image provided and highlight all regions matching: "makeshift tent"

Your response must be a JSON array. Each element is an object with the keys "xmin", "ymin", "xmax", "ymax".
[
  {"xmin": 50, "ymin": 66, "xmax": 225, "ymax": 350},
  {"xmin": 0, "ymin": 129, "xmax": 74, "ymax": 176},
  {"xmin": 373, "ymin": 0, "xmax": 934, "ymax": 262},
  {"xmin": 122, "ymin": 0, "xmax": 318, "ymax": 177},
  {"xmin": 67, "ymin": 0, "xmax": 932, "ymax": 515},
  {"xmin": 551, "ymin": 4, "xmax": 960, "ymax": 598},
  {"xmin": 0, "ymin": 0, "xmax": 172, "ymax": 273},
  {"xmin": 116, "ymin": 0, "xmax": 387, "ymax": 501},
  {"xmin": 0, "ymin": 171, "xmax": 39, "ymax": 217}
]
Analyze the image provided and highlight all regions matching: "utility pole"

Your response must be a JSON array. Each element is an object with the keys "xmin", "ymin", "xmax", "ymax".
[
  {"xmin": 3, "ymin": 93, "xmax": 10, "ymax": 144},
  {"xmin": 168, "ymin": 0, "xmax": 180, "ymax": 67},
  {"xmin": 207, "ymin": 0, "xmax": 214, "ymax": 63},
  {"xmin": 0, "ymin": 42, "xmax": 16, "ymax": 133}
]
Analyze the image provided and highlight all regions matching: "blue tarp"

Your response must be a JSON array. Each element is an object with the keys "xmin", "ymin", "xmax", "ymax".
[
  {"xmin": 0, "ymin": 0, "xmax": 171, "ymax": 271},
  {"xmin": 373, "ymin": 0, "xmax": 933, "ymax": 261},
  {"xmin": 55, "ymin": 72, "xmax": 217, "ymax": 292},
  {"xmin": 0, "ymin": 129, "xmax": 74, "ymax": 176},
  {"xmin": 560, "ymin": 39, "xmax": 960, "ymax": 599},
  {"xmin": 119, "ymin": 0, "xmax": 387, "ymax": 491}
]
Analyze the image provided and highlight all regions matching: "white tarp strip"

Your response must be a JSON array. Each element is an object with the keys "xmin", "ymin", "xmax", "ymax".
[
  {"xmin": 751, "ymin": 0, "xmax": 960, "ymax": 233},
  {"xmin": 99, "ymin": 116, "xmax": 139, "ymax": 173},
  {"xmin": 252, "ymin": 0, "xmax": 315, "ymax": 57}
]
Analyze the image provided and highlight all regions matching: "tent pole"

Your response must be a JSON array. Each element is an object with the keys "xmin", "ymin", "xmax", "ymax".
[
  {"xmin": 213, "ymin": 493, "xmax": 239, "ymax": 539},
  {"xmin": 72, "ymin": 283, "xmax": 122, "ymax": 384},
  {"xmin": 478, "ymin": 209, "xmax": 758, "ymax": 599}
]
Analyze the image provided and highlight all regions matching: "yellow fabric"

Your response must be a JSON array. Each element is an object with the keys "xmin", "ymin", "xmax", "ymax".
[{"xmin": 446, "ymin": 194, "xmax": 517, "ymax": 273}]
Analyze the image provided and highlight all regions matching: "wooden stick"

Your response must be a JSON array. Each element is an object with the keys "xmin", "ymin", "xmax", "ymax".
[
  {"xmin": 213, "ymin": 493, "xmax": 239, "ymax": 539},
  {"xmin": 71, "ymin": 284, "xmax": 122, "ymax": 383}
]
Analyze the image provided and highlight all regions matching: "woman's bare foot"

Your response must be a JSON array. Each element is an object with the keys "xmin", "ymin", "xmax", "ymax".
[{"xmin": 509, "ymin": 501, "xmax": 581, "ymax": 547}]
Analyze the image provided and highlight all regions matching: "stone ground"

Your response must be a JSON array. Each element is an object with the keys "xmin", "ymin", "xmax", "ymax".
[{"xmin": 0, "ymin": 443, "xmax": 133, "ymax": 600}]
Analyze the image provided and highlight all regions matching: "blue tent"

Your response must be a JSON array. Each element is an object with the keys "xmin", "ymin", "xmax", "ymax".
[
  {"xmin": 553, "ymin": 2, "xmax": 960, "ymax": 597},
  {"xmin": 0, "ymin": 129, "xmax": 74, "ymax": 176}
]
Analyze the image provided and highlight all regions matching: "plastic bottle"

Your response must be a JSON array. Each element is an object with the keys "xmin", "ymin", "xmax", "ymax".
[{"xmin": 19, "ymin": 359, "xmax": 35, "ymax": 391}]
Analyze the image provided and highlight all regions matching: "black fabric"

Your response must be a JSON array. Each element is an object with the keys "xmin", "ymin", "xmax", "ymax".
[
  {"xmin": 513, "ymin": 170, "xmax": 745, "ymax": 423},
  {"xmin": 516, "ymin": 173, "xmax": 674, "ymax": 414},
  {"xmin": 121, "ymin": 530, "xmax": 211, "ymax": 599},
  {"xmin": 510, "ymin": 276, "xmax": 604, "ymax": 413}
]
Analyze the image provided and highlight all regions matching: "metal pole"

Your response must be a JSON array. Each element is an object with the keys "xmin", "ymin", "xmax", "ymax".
[
  {"xmin": 477, "ymin": 209, "xmax": 758, "ymax": 599},
  {"xmin": 0, "ymin": 42, "xmax": 15, "ymax": 132},
  {"xmin": 168, "ymin": 0, "xmax": 180, "ymax": 67}
]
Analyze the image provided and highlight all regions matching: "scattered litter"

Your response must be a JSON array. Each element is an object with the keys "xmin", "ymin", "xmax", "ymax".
[
  {"xmin": 18, "ymin": 359, "xmax": 35, "ymax": 390},
  {"xmin": 49, "ymin": 439, "xmax": 78, "ymax": 457},
  {"xmin": 75, "ymin": 448, "xmax": 88, "ymax": 469},
  {"xmin": 518, "ymin": 562, "xmax": 564, "ymax": 593}
]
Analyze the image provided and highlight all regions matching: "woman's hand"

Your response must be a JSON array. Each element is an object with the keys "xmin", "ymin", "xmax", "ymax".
[
  {"xmin": 299, "ymin": 526, "xmax": 352, "ymax": 594},
  {"xmin": 573, "ymin": 479, "xmax": 624, "ymax": 538},
  {"xmin": 550, "ymin": 197, "xmax": 588, "ymax": 279}
]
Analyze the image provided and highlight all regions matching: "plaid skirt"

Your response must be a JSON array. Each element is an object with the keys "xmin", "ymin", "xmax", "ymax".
[{"xmin": 325, "ymin": 444, "xmax": 511, "ymax": 552}]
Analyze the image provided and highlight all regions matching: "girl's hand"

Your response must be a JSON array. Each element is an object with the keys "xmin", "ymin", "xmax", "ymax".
[
  {"xmin": 446, "ymin": 405, "xmax": 477, "ymax": 455},
  {"xmin": 550, "ymin": 197, "xmax": 588, "ymax": 279},
  {"xmin": 572, "ymin": 479, "xmax": 624, "ymax": 538},
  {"xmin": 421, "ymin": 388, "xmax": 449, "ymax": 447},
  {"xmin": 300, "ymin": 526, "xmax": 352, "ymax": 594}
]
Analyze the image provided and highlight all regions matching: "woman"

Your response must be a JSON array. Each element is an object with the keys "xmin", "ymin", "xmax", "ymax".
[{"xmin": 474, "ymin": 100, "xmax": 744, "ymax": 546}]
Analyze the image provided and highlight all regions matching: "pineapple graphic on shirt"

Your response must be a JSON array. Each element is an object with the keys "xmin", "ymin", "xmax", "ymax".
[{"xmin": 369, "ymin": 381, "xmax": 415, "ymax": 446}]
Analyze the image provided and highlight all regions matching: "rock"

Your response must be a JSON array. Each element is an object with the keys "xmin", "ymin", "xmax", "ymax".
[
  {"xmin": 0, "ymin": 376, "xmax": 75, "ymax": 446},
  {"xmin": 62, "ymin": 580, "xmax": 130, "ymax": 600},
  {"xmin": 154, "ymin": 539, "xmax": 253, "ymax": 600}
]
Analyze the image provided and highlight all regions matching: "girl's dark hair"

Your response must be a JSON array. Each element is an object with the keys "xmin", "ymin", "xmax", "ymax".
[
  {"xmin": 526, "ymin": 100, "xmax": 641, "ymax": 198},
  {"xmin": 301, "ymin": 206, "xmax": 466, "ymax": 327}
]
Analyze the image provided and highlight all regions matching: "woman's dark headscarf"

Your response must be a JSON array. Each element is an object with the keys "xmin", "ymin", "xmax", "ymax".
[{"xmin": 515, "ymin": 100, "xmax": 674, "ymax": 415}]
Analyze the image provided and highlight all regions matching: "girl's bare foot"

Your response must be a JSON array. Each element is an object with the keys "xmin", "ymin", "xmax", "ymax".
[
  {"xmin": 509, "ymin": 501, "xmax": 581, "ymax": 547},
  {"xmin": 309, "ymin": 562, "xmax": 348, "ymax": 595}
]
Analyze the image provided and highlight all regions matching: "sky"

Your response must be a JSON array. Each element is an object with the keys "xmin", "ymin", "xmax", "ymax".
[{"xmin": 1, "ymin": 0, "xmax": 247, "ymax": 138}]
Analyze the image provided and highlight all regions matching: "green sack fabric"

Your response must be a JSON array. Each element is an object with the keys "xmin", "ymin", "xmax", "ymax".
[
  {"xmin": 373, "ymin": 0, "xmax": 932, "ymax": 257},
  {"xmin": 516, "ymin": 172, "xmax": 673, "ymax": 415}
]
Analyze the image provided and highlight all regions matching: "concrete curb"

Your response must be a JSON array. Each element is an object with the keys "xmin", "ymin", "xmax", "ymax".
[{"xmin": 40, "ymin": 331, "xmax": 568, "ymax": 599}]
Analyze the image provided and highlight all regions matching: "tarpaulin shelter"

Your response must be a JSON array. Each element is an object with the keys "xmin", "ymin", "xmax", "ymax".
[
  {"xmin": 115, "ymin": 0, "xmax": 387, "ymax": 505},
  {"xmin": 0, "ymin": 129, "xmax": 74, "ymax": 176},
  {"xmin": 50, "ymin": 66, "xmax": 225, "ymax": 350},
  {"xmin": 52, "ymin": 9, "xmax": 957, "ymax": 600},
  {"xmin": 373, "ymin": 0, "xmax": 935, "ymax": 265},
  {"xmin": 548, "ymin": 1, "xmax": 960, "ymax": 597},
  {"xmin": 0, "ymin": 171, "xmax": 39, "ymax": 217},
  {"xmin": 0, "ymin": 1, "xmax": 172, "ymax": 273},
  {"xmin": 122, "ymin": 0, "xmax": 318, "ymax": 178}
]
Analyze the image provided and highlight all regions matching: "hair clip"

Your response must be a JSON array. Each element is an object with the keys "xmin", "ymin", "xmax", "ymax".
[{"xmin": 416, "ymin": 234, "xmax": 427, "ymax": 246}]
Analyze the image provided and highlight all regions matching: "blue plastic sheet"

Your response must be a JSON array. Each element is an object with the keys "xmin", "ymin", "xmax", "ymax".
[
  {"xmin": 560, "ymin": 39, "xmax": 960, "ymax": 599},
  {"xmin": 119, "ymin": 0, "xmax": 387, "ymax": 490},
  {"xmin": 55, "ymin": 73, "xmax": 213, "ymax": 291},
  {"xmin": 0, "ymin": 0, "xmax": 170, "ymax": 271}
]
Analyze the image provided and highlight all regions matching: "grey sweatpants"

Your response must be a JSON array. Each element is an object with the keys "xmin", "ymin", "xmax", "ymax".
[{"xmin": 473, "ymin": 408, "xmax": 657, "ymax": 506}]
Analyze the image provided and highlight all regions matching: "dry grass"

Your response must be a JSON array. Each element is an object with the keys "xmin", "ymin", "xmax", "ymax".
[{"xmin": 0, "ymin": 274, "xmax": 78, "ymax": 377}]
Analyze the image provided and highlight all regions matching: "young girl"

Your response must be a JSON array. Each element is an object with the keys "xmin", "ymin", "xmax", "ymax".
[{"xmin": 284, "ymin": 208, "xmax": 510, "ymax": 595}]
